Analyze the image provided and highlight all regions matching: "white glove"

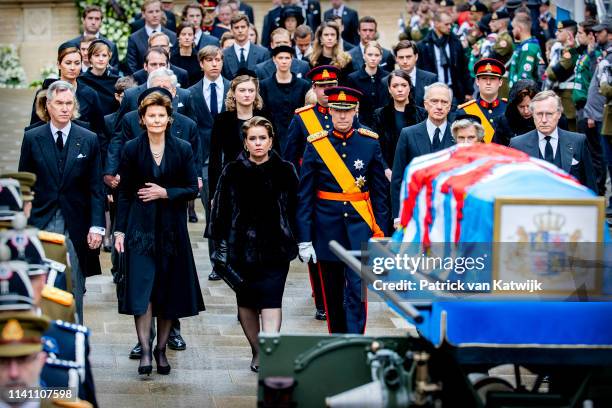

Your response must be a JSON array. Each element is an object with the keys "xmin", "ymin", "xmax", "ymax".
[{"xmin": 298, "ymin": 242, "xmax": 317, "ymax": 264}]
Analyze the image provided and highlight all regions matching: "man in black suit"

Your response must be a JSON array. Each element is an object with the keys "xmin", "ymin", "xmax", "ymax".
[
  {"xmin": 185, "ymin": 45, "xmax": 230, "ymax": 281},
  {"xmin": 348, "ymin": 16, "xmax": 395, "ymax": 72},
  {"xmin": 221, "ymin": 14, "xmax": 270, "ymax": 79},
  {"xmin": 132, "ymin": 42, "xmax": 189, "ymax": 88},
  {"xmin": 391, "ymin": 40, "xmax": 437, "ymax": 107},
  {"xmin": 417, "ymin": 11, "xmax": 473, "ymax": 104},
  {"xmin": 298, "ymin": 0, "xmax": 321, "ymax": 32},
  {"xmin": 18, "ymin": 81, "xmax": 105, "ymax": 323},
  {"xmin": 181, "ymin": 3, "xmax": 220, "ymax": 50},
  {"xmin": 391, "ymin": 83, "xmax": 455, "ymax": 220},
  {"xmin": 68, "ymin": 5, "xmax": 119, "ymax": 68},
  {"xmin": 255, "ymin": 28, "xmax": 310, "ymax": 80},
  {"xmin": 130, "ymin": 0, "xmax": 177, "ymax": 33},
  {"xmin": 294, "ymin": 24, "xmax": 313, "ymax": 61},
  {"xmin": 324, "ymin": 0, "xmax": 359, "ymax": 46},
  {"xmin": 509, "ymin": 91, "xmax": 597, "ymax": 191},
  {"xmin": 261, "ymin": 0, "xmax": 294, "ymax": 48},
  {"xmin": 126, "ymin": 0, "xmax": 177, "ymax": 74}
]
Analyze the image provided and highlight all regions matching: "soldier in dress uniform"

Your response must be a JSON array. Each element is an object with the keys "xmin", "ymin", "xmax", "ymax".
[
  {"xmin": 0, "ymin": 252, "xmax": 95, "ymax": 407},
  {"xmin": 456, "ymin": 58, "xmax": 507, "ymax": 143},
  {"xmin": 546, "ymin": 19, "xmax": 579, "ymax": 130},
  {"xmin": 508, "ymin": 13, "xmax": 544, "ymax": 88},
  {"xmin": 283, "ymin": 65, "xmax": 342, "ymax": 322},
  {"xmin": 296, "ymin": 86, "xmax": 389, "ymax": 334}
]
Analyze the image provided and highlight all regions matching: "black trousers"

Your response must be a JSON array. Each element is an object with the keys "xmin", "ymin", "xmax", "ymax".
[
  {"xmin": 317, "ymin": 261, "xmax": 348, "ymax": 333},
  {"xmin": 308, "ymin": 262, "xmax": 325, "ymax": 311}
]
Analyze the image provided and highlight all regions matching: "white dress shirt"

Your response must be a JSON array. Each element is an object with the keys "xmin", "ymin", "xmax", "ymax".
[
  {"xmin": 145, "ymin": 25, "xmax": 162, "ymax": 36},
  {"xmin": 332, "ymin": 5, "xmax": 345, "ymax": 17},
  {"xmin": 433, "ymin": 43, "xmax": 452, "ymax": 85},
  {"xmin": 234, "ymin": 41, "xmax": 251, "ymax": 62},
  {"xmin": 425, "ymin": 118, "xmax": 448, "ymax": 144},
  {"xmin": 295, "ymin": 45, "xmax": 312, "ymax": 60},
  {"xmin": 50, "ymin": 121, "xmax": 105, "ymax": 235},
  {"xmin": 538, "ymin": 128, "xmax": 559, "ymax": 159},
  {"xmin": 408, "ymin": 68, "xmax": 417, "ymax": 88},
  {"xmin": 203, "ymin": 75, "xmax": 225, "ymax": 114},
  {"xmin": 194, "ymin": 29, "xmax": 202, "ymax": 47}
]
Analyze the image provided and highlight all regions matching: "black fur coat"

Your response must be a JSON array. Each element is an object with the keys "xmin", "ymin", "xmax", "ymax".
[{"xmin": 206, "ymin": 150, "xmax": 299, "ymax": 265}]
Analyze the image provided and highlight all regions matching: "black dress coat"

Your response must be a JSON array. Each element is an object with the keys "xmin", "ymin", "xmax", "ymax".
[
  {"xmin": 170, "ymin": 48, "xmax": 203, "ymax": 87},
  {"xmin": 78, "ymin": 69, "xmax": 120, "ymax": 116},
  {"xmin": 207, "ymin": 150, "xmax": 298, "ymax": 266},
  {"xmin": 373, "ymin": 103, "xmax": 427, "ymax": 169},
  {"xmin": 208, "ymin": 109, "xmax": 275, "ymax": 199},
  {"xmin": 116, "ymin": 134, "xmax": 204, "ymax": 318},
  {"xmin": 18, "ymin": 123, "xmax": 105, "ymax": 277},
  {"xmin": 346, "ymin": 67, "xmax": 389, "ymax": 128}
]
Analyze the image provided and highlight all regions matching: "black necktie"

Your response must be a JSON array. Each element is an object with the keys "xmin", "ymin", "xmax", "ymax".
[
  {"xmin": 432, "ymin": 127, "xmax": 441, "ymax": 151},
  {"xmin": 56, "ymin": 131, "xmax": 64, "ymax": 151},
  {"xmin": 239, "ymin": 48, "xmax": 246, "ymax": 67},
  {"xmin": 544, "ymin": 136, "xmax": 554, "ymax": 163},
  {"xmin": 210, "ymin": 83, "xmax": 218, "ymax": 116}
]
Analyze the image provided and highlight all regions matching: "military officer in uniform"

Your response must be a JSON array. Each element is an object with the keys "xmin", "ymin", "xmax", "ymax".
[
  {"xmin": 546, "ymin": 20, "xmax": 579, "ymax": 131},
  {"xmin": 456, "ymin": 58, "xmax": 507, "ymax": 143},
  {"xmin": 296, "ymin": 87, "xmax": 389, "ymax": 334},
  {"xmin": 283, "ymin": 65, "xmax": 342, "ymax": 322},
  {"xmin": 508, "ymin": 13, "xmax": 544, "ymax": 88}
]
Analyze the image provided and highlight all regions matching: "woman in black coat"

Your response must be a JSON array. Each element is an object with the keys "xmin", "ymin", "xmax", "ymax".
[
  {"xmin": 114, "ymin": 89, "xmax": 204, "ymax": 377},
  {"xmin": 346, "ymin": 41, "xmax": 389, "ymax": 128},
  {"xmin": 207, "ymin": 116, "xmax": 298, "ymax": 372},
  {"xmin": 170, "ymin": 22, "xmax": 202, "ymax": 87},
  {"xmin": 78, "ymin": 39, "xmax": 121, "ymax": 116},
  {"xmin": 208, "ymin": 73, "xmax": 275, "ymax": 200},
  {"xmin": 373, "ymin": 69, "xmax": 427, "ymax": 172},
  {"xmin": 30, "ymin": 43, "xmax": 104, "ymax": 134}
]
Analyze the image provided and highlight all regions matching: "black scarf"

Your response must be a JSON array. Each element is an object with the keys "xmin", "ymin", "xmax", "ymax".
[{"xmin": 433, "ymin": 32, "xmax": 450, "ymax": 69}]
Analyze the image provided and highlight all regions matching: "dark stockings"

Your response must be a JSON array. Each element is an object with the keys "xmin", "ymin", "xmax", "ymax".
[
  {"xmin": 135, "ymin": 303, "xmax": 173, "ymax": 368},
  {"xmin": 238, "ymin": 307, "xmax": 282, "ymax": 366}
]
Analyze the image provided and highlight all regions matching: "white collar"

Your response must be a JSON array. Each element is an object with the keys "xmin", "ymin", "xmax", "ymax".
[
  {"xmin": 203, "ymin": 75, "xmax": 224, "ymax": 89},
  {"xmin": 234, "ymin": 41, "xmax": 251, "ymax": 57},
  {"xmin": 145, "ymin": 25, "xmax": 162, "ymax": 36},
  {"xmin": 50, "ymin": 121, "xmax": 72, "ymax": 138},
  {"xmin": 538, "ymin": 128, "xmax": 559, "ymax": 141},
  {"xmin": 426, "ymin": 118, "xmax": 447, "ymax": 138},
  {"xmin": 408, "ymin": 68, "xmax": 417, "ymax": 83},
  {"xmin": 333, "ymin": 4, "xmax": 345, "ymax": 14}
]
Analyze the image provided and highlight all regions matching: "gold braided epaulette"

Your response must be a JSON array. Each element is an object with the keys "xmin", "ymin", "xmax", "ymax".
[
  {"xmin": 357, "ymin": 128, "xmax": 379, "ymax": 139},
  {"xmin": 307, "ymin": 130, "xmax": 329, "ymax": 143},
  {"xmin": 457, "ymin": 99, "xmax": 476, "ymax": 109},
  {"xmin": 295, "ymin": 104, "xmax": 314, "ymax": 114}
]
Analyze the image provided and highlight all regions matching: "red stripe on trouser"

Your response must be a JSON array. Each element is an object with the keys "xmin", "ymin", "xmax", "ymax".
[{"xmin": 317, "ymin": 262, "xmax": 332, "ymax": 334}]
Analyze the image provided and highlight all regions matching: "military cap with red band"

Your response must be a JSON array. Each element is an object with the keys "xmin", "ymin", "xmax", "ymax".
[
  {"xmin": 324, "ymin": 86, "xmax": 363, "ymax": 110},
  {"xmin": 306, "ymin": 65, "xmax": 340, "ymax": 85},
  {"xmin": 200, "ymin": 0, "xmax": 218, "ymax": 10},
  {"xmin": 474, "ymin": 58, "xmax": 505, "ymax": 78}
]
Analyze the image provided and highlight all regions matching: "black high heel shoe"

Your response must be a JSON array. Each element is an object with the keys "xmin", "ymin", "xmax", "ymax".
[
  {"xmin": 138, "ymin": 350, "xmax": 152, "ymax": 376},
  {"xmin": 153, "ymin": 346, "xmax": 171, "ymax": 375}
]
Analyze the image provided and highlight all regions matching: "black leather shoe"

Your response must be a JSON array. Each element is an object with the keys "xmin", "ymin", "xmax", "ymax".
[
  {"xmin": 208, "ymin": 270, "xmax": 222, "ymax": 281},
  {"xmin": 129, "ymin": 342, "xmax": 142, "ymax": 359},
  {"xmin": 315, "ymin": 310, "xmax": 327, "ymax": 321},
  {"xmin": 167, "ymin": 334, "xmax": 186, "ymax": 351}
]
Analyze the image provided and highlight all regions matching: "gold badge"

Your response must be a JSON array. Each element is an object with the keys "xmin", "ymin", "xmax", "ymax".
[
  {"xmin": 321, "ymin": 69, "xmax": 330, "ymax": 79},
  {"xmin": 338, "ymin": 91, "xmax": 347, "ymax": 101},
  {"xmin": 470, "ymin": 5, "xmax": 476, "ymax": 11},
  {"xmin": 492, "ymin": 12, "xmax": 498, "ymax": 20},
  {"xmin": 2, "ymin": 319, "xmax": 24, "ymax": 341},
  {"xmin": 485, "ymin": 63, "xmax": 493, "ymax": 72},
  {"xmin": 440, "ymin": 1, "xmax": 447, "ymax": 6},
  {"xmin": 557, "ymin": 22, "xmax": 563, "ymax": 29}
]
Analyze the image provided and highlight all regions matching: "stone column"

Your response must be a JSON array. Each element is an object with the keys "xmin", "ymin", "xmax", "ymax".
[{"xmin": 0, "ymin": 0, "xmax": 79, "ymax": 83}]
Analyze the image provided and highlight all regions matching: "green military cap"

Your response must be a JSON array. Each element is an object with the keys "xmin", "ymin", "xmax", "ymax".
[
  {"xmin": 0, "ymin": 172, "xmax": 36, "ymax": 202},
  {"xmin": 557, "ymin": 19, "xmax": 577, "ymax": 30},
  {"xmin": 0, "ymin": 313, "xmax": 49, "ymax": 357}
]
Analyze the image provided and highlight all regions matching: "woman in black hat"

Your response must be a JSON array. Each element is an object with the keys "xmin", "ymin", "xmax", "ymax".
[
  {"xmin": 114, "ymin": 88, "xmax": 205, "ymax": 377},
  {"xmin": 280, "ymin": 5, "xmax": 305, "ymax": 41},
  {"xmin": 207, "ymin": 116, "xmax": 298, "ymax": 372}
]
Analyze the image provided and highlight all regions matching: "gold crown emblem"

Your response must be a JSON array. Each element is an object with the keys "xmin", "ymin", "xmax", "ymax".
[
  {"xmin": 322, "ymin": 69, "xmax": 330, "ymax": 79},
  {"xmin": 485, "ymin": 63, "xmax": 493, "ymax": 72},
  {"xmin": 2, "ymin": 319, "xmax": 24, "ymax": 341},
  {"xmin": 470, "ymin": 5, "xmax": 477, "ymax": 11},
  {"xmin": 492, "ymin": 12, "xmax": 498, "ymax": 19},
  {"xmin": 533, "ymin": 210, "xmax": 566, "ymax": 232},
  {"xmin": 440, "ymin": 1, "xmax": 447, "ymax": 6},
  {"xmin": 338, "ymin": 91, "xmax": 347, "ymax": 101}
]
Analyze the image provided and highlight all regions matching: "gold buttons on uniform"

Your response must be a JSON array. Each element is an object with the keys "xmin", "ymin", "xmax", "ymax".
[
  {"xmin": 344, "ymin": 213, "xmax": 348, "ymax": 217},
  {"xmin": 326, "ymin": 125, "xmax": 330, "ymax": 129},
  {"xmin": 342, "ymin": 153, "xmax": 346, "ymax": 158},
  {"xmin": 342, "ymin": 142, "xmax": 346, "ymax": 146},
  {"xmin": 343, "ymin": 201, "xmax": 347, "ymax": 205}
]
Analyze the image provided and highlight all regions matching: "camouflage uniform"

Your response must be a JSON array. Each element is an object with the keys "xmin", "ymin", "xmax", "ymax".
[{"xmin": 508, "ymin": 37, "xmax": 543, "ymax": 88}]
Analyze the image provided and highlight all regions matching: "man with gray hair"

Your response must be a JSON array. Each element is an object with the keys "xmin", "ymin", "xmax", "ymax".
[
  {"xmin": 391, "ymin": 82, "xmax": 456, "ymax": 221},
  {"xmin": 509, "ymin": 90, "xmax": 596, "ymax": 191},
  {"xmin": 19, "ymin": 80, "xmax": 106, "ymax": 323}
]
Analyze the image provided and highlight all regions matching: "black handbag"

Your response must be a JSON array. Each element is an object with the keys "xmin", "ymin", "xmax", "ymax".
[
  {"xmin": 114, "ymin": 251, "xmax": 128, "ymax": 313},
  {"xmin": 211, "ymin": 240, "xmax": 245, "ymax": 292}
]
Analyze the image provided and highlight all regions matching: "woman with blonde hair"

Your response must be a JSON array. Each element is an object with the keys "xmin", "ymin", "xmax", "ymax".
[
  {"xmin": 309, "ymin": 21, "xmax": 353, "ymax": 81},
  {"xmin": 208, "ymin": 72, "xmax": 273, "ymax": 201}
]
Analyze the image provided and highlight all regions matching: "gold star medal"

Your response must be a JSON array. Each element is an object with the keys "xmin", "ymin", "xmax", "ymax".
[{"xmin": 355, "ymin": 175, "xmax": 366, "ymax": 188}]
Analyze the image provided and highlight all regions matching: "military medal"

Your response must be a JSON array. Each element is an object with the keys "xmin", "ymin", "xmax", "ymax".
[{"xmin": 353, "ymin": 159, "xmax": 364, "ymax": 170}]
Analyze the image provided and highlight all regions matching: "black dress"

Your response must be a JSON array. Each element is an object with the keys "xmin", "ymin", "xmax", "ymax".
[
  {"xmin": 116, "ymin": 134, "xmax": 204, "ymax": 318},
  {"xmin": 207, "ymin": 151, "xmax": 299, "ymax": 309},
  {"xmin": 170, "ymin": 48, "xmax": 203, "ymax": 87}
]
